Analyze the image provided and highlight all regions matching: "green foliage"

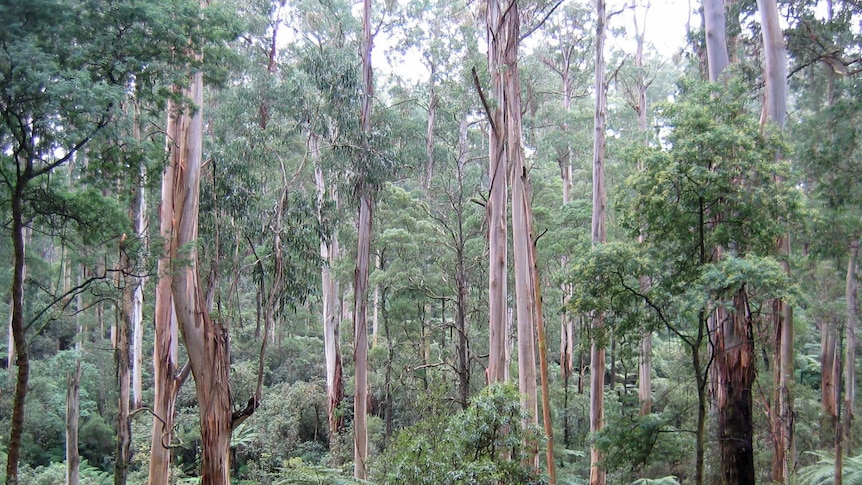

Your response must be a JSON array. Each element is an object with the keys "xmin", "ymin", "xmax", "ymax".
[
  {"xmin": 798, "ymin": 452, "xmax": 862, "ymax": 485},
  {"xmin": 373, "ymin": 383, "xmax": 545, "ymax": 485},
  {"xmin": 15, "ymin": 460, "xmax": 112, "ymax": 485},
  {"xmin": 275, "ymin": 457, "xmax": 365, "ymax": 485}
]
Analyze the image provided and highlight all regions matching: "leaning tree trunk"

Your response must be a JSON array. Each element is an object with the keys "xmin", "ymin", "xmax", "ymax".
[
  {"xmin": 66, "ymin": 361, "xmax": 81, "ymax": 485},
  {"xmin": 590, "ymin": 0, "xmax": 608, "ymax": 483}
]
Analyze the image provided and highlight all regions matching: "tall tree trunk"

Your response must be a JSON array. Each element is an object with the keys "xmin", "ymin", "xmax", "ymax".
[
  {"xmin": 354, "ymin": 0, "xmax": 373, "ymax": 477},
  {"xmin": 839, "ymin": 236, "xmax": 860, "ymax": 485},
  {"xmin": 115, "ymin": 240, "xmax": 132, "ymax": 485},
  {"xmin": 632, "ymin": 0, "xmax": 652, "ymax": 416},
  {"xmin": 486, "ymin": 0, "xmax": 508, "ymax": 385},
  {"xmin": 314, "ymin": 138, "xmax": 344, "ymax": 440},
  {"xmin": 455, "ymin": 113, "xmax": 471, "ymax": 409},
  {"xmin": 703, "ymin": 0, "xmax": 729, "ymax": 82},
  {"xmin": 6, "ymin": 177, "xmax": 30, "ymax": 485},
  {"xmin": 715, "ymin": 288, "xmax": 756, "ymax": 484},
  {"xmin": 353, "ymin": 192, "xmax": 372, "ymax": 480},
  {"xmin": 131, "ymin": 105, "xmax": 147, "ymax": 410},
  {"xmin": 758, "ymin": 0, "xmax": 793, "ymax": 480},
  {"xmin": 590, "ymin": 0, "xmax": 608, "ymax": 482},
  {"xmin": 501, "ymin": 0, "xmax": 539, "ymax": 466},
  {"xmin": 170, "ymin": 33, "xmax": 234, "ymax": 484},
  {"xmin": 66, "ymin": 361, "xmax": 81, "ymax": 485},
  {"xmin": 149, "ymin": 100, "xmax": 183, "ymax": 485}
]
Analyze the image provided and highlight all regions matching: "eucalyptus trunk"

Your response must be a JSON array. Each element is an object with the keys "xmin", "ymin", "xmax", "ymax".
[
  {"xmin": 715, "ymin": 289, "xmax": 756, "ymax": 484},
  {"xmin": 590, "ymin": 0, "xmax": 608, "ymax": 482},
  {"xmin": 486, "ymin": 0, "xmax": 508, "ymax": 385},
  {"xmin": 149, "ymin": 101, "xmax": 182, "ymax": 485},
  {"xmin": 354, "ymin": 0, "xmax": 373, "ymax": 476},
  {"xmin": 703, "ymin": 0, "xmax": 729, "ymax": 82},
  {"xmin": 169, "ymin": 37, "xmax": 234, "ymax": 484},
  {"xmin": 838, "ymin": 236, "xmax": 860, "ymax": 485},
  {"xmin": 314, "ymin": 138, "xmax": 344, "ymax": 440}
]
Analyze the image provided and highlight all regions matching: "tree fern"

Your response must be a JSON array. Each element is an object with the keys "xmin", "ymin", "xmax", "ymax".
[{"xmin": 798, "ymin": 451, "xmax": 862, "ymax": 485}]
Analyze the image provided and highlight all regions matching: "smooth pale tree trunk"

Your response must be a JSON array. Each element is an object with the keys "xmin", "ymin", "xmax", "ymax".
[
  {"xmin": 820, "ymin": 320, "xmax": 840, "ymax": 445},
  {"xmin": 354, "ymin": 0, "xmax": 373, "ymax": 477},
  {"xmin": 703, "ymin": 0, "xmax": 729, "ymax": 82},
  {"xmin": 486, "ymin": 0, "xmax": 508, "ymax": 385},
  {"xmin": 353, "ymin": 192, "xmax": 372, "ymax": 480},
  {"xmin": 149, "ymin": 101, "xmax": 183, "ymax": 485},
  {"xmin": 314, "ymin": 138, "xmax": 344, "ymax": 440},
  {"xmin": 66, "ymin": 361, "xmax": 81, "ymax": 485},
  {"xmin": 131, "ymin": 106, "xmax": 147, "ymax": 410},
  {"xmin": 500, "ymin": 0, "xmax": 539, "ymax": 467},
  {"xmin": 757, "ymin": 0, "xmax": 793, "ymax": 480},
  {"xmin": 169, "ymin": 29, "xmax": 234, "ymax": 482},
  {"xmin": 590, "ymin": 0, "xmax": 608, "ymax": 483}
]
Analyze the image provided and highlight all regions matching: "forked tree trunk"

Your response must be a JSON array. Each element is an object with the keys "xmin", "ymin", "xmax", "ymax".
[
  {"xmin": 590, "ymin": 0, "xmax": 608, "ymax": 483},
  {"xmin": 486, "ymin": 0, "xmax": 508, "ymax": 385},
  {"xmin": 66, "ymin": 361, "xmax": 81, "ymax": 485}
]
